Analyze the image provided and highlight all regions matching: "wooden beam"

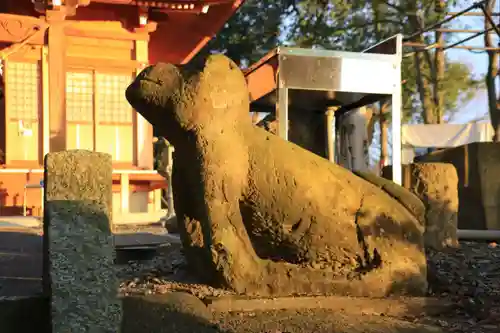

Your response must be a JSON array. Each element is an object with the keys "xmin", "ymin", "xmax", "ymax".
[
  {"xmin": 244, "ymin": 55, "xmax": 278, "ymax": 102},
  {"xmin": 404, "ymin": 42, "xmax": 500, "ymax": 51},
  {"xmin": 436, "ymin": 28, "xmax": 497, "ymax": 33},
  {"xmin": 92, "ymin": 0, "xmax": 236, "ymax": 6},
  {"xmin": 0, "ymin": 14, "xmax": 149, "ymax": 45},
  {"xmin": 449, "ymin": 45, "xmax": 500, "ymax": 51},
  {"xmin": 64, "ymin": 26, "xmax": 149, "ymax": 41},
  {"xmin": 66, "ymin": 57, "xmax": 146, "ymax": 70},
  {"xmin": 446, "ymin": 11, "xmax": 500, "ymax": 16},
  {"xmin": 0, "ymin": 13, "xmax": 47, "ymax": 44}
]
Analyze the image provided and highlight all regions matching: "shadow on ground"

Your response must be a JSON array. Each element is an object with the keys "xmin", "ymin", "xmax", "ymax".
[
  {"xmin": 0, "ymin": 229, "xmax": 174, "ymax": 296},
  {"xmin": 0, "ymin": 229, "xmax": 230, "ymax": 333},
  {"xmin": 0, "ymin": 293, "xmax": 231, "ymax": 333},
  {"xmin": 0, "ymin": 230, "xmax": 43, "ymax": 297}
]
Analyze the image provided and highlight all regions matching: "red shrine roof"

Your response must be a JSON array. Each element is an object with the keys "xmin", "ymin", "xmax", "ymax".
[
  {"xmin": 90, "ymin": 0, "xmax": 237, "ymax": 10},
  {"xmin": 80, "ymin": 0, "xmax": 245, "ymax": 63},
  {"xmin": 0, "ymin": 0, "xmax": 244, "ymax": 64}
]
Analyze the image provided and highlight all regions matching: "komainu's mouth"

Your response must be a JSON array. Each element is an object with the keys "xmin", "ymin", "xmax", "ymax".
[{"xmin": 126, "ymin": 62, "xmax": 183, "ymax": 114}]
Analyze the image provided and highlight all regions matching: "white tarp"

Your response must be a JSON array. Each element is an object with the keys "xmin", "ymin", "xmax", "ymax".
[{"xmin": 402, "ymin": 123, "xmax": 494, "ymax": 148}]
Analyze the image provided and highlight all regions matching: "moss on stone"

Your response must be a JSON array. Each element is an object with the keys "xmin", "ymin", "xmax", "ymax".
[{"xmin": 43, "ymin": 150, "xmax": 121, "ymax": 333}]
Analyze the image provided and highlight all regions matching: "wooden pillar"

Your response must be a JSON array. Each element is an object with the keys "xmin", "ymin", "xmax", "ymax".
[
  {"xmin": 325, "ymin": 106, "xmax": 338, "ymax": 162},
  {"xmin": 133, "ymin": 22, "xmax": 156, "ymax": 169},
  {"xmin": 41, "ymin": 46, "xmax": 50, "ymax": 157},
  {"xmin": 120, "ymin": 173, "xmax": 129, "ymax": 214},
  {"xmin": 147, "ymin": 190, "xmax": 155, "ymax": 213},
  {"xmin": 153, "ymin": 188, "xmax": 162, "ymax": 212},
  {"xmin": 45, "ymin": 10, "xmax": 67, "ymax": 152}
]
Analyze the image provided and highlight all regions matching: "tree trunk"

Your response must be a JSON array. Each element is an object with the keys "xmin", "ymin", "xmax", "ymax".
[
  {"xmin": 408, "ymin": 10, "xmax": 436, "ymax": 124},
  {"xmin": 484, "ymin": 0, "xmax": 500, "ymax": 141},
  {"xmin": 434, "ymin": 30, "xmax": 445, "ymax": 124},
  {"xmin": 414, "ymin": 52, "xmax": 435, "ymax": 124}
]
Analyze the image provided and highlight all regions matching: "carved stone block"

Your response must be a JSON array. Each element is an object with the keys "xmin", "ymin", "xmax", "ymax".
[{"xmin": 43, "ymin": 150, "xmax": 121, "ymax": 332}]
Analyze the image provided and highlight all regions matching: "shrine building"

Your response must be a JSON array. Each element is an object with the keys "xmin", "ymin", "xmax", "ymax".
[{"xmin": 0, "ymin": 0, "xmax": 243, "ymax": 221}]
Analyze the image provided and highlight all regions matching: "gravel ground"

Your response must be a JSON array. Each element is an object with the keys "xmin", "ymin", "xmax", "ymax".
[
  {"xmin": 116, "ymin": 240, "xmax": 500, "ymax": 333},
  {"xmin": 2, "ymin": 225, "xmax": 498, "ymax": 333},
  {"xmin": 424, "ymin": 241, "xmax": 500, "ymax": 332},
  {"xmin": 117, "ymin": 243, "xmax": 234, "ymax": 299},
  {"xmin": 214, "ymin": 310, "xmax": 442, "ymax": 333}
]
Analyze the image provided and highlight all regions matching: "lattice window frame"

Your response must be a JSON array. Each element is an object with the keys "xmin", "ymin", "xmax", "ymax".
[
  {"xmin": 5, "ymin": 61, "xmax": 41, "ymax": 122},
  {"xmin": 95, "ymin": 72, "xmax": 133, "ymax": 124},
  {"xmin": 66, "ymin": 71, "xmax": 94, "ymax": 123}
]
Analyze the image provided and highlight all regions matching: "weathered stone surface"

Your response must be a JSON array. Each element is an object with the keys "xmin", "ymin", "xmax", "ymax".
[
  {"xmin": 382, "ymin": 163, "xmax": 459, "ymax": 250},
  {"xmin": 410, "ymin": 163, "xmax": 458, "ymax": 250},
  {"xmin": 43, "ymin": 150, "xmax": 121, "ymax": 332},
  {"xmin": 415, "ymin": 143, "xmax": 500, "ymax": 230},
  {"xmin": 353, "ymin": 170, "xmax": 426, "ymax": 226},
  {"xmin": 126, "ymin": 55, "xmax": 427, "ymax": 297}
]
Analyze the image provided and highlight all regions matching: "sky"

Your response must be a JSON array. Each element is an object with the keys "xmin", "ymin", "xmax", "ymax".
[
  {"xmin": 446, "ymin": 0, "xmax": 499, "ymax": 123},
  {"xmin": 366, "ymin": 1, "xmax": 500, "ymax": 164}
]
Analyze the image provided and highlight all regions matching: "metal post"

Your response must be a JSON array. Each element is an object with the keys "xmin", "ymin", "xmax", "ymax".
[
  {"xmin": 277, "ymin": 72, "xmax": 289, "ymax": 140},
  {"xmin": 391, "ymin": 63, "xmax": 402, "ymax": 185},
  {"xmin": 23, "ymin": 186, "xmax": 27, "ymax": 216},
  {"xmin": 166, "ymin": 145, "xmax": 175, "ymax": 218},
  {"xmin": 40, "ymin": 185, "xmax": 44, "ymax": 217}
]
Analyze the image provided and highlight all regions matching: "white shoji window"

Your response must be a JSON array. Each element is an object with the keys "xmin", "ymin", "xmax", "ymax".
[
  {"xmin": 96, "ymin": 73, "xmax": 133, "ymax": 123},
  {"xmin": 6, "ymin": 62, "xmax": 40, "ymax": 121},
  {"xmin": 66, "ymin": 72, "xmax": 94, "ymax": 122}
]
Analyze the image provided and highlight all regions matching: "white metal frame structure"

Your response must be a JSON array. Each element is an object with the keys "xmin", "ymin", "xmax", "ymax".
[{"xmin": 275, "ymin": 34, "xmax": 403, "ymax": 185}]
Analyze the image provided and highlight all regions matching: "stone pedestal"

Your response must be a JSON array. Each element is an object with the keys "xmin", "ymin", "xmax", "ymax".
[
  {"xmin": 43, "ymin": 150, "xmax": 121, "ymax": 332},
  {"xmin": 410, "ymin": 163, "xmax": 459, "ymax": 249},
  {"xmin": 416, "ymin": 143, "xmax": 500, "ymax": 230},
  {"xmin": 383, "ymin": 163, "xmax": 459, "ymax": 250}
]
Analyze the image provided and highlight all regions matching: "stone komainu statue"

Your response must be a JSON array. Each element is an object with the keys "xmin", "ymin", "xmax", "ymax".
[{"xmin": 126, "ymin": 55, "xmax": 427, "ymax": 297}]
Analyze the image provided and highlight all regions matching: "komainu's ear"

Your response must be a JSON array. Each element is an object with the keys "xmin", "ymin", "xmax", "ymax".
[{"xmin": 194, "ymin": 54, "xmax": 250, "ymax": 117}]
